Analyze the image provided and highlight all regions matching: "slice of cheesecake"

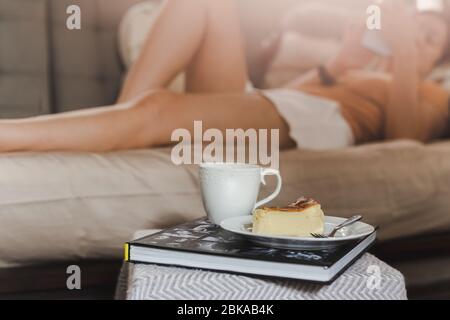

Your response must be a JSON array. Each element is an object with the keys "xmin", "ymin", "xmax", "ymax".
[{"xmin": 253, "ymin": 197, "xmax": 325, "ymax": 237}]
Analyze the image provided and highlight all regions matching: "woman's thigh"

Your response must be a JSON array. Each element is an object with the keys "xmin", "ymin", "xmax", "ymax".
[
  {"xmin": 185, "ymin": 0, "xmax": 249, "ymax": 94},
  {"xmin": 150, "ymin": 91, "xmax": 294, "ymax": 148}
]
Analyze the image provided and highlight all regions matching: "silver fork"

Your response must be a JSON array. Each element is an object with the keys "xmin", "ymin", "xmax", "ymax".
[{"xmin": 311, "ymin": 215, "xmax": 363, "ymax": 239}]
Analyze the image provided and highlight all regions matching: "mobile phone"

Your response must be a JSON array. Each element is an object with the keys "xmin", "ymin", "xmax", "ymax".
[
  {"xmin": 416, "ymin": 0, "xmax": 443, "ymax": 12},
  {"xmin": 362, "ymin": 30, "xmax": 392, "ymax": 57}
]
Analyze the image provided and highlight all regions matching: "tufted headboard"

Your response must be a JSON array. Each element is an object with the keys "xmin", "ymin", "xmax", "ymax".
[{"xmin": 0, "ymin": 0, "xmax": 366, "ymax": 118}]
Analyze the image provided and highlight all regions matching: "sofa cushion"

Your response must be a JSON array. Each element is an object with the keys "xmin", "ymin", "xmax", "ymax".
[
  {"xmin": 47, "ymin": 0, "xmax": 143, "ymax": 112},
  {"xmin": 0, "ymin": 0, "xmax": 51, "ymax": 118},
  {"xmin": 1, "ymin": 140, "xmax": 450, "ymax": 267},
  {"xmin": 0, "ymin": 149, "xmax": 201, "ymax": 267}
]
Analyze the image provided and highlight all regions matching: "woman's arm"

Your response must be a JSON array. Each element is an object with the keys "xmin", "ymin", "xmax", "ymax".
[
  {"xmin": 384, "ymin": 42, "xmax": 422, "ymax": 140},
  {"xmin": 285, "ymin": 20, "xmax": 374, "ymax": 89},
  {"xmin": 281, "ymin": 3, "xmax": 353, "ymax": 39},
  {"xmin": 260, "ymin": 2, "xmax": 358, "ymax": 88},
  {"xmin": 283, "ymin": 60, "xmax": 345, "ymax": 89},
  {"xmin": 381, "ymin": 0, "xmax": 423, "ymax": 140}
]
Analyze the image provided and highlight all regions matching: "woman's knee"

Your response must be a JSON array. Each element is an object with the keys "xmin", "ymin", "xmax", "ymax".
[{"xmin": 113, "ymin": 89, "xmax": 179, "ymax": 149}]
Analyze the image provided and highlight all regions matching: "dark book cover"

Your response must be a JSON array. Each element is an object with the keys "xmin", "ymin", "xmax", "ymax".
[{"xmin": 128, "ymin": 218, "xmax": 373, "ymax": 268}]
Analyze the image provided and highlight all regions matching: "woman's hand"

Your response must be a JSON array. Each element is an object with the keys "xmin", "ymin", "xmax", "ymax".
[
  {"xmin": 284, "ymin": 17, "xmax": 375, "ymax": 89},
  {"xmin": 326, "ymin": 19, "xmax": 375, "ymax": 77}
]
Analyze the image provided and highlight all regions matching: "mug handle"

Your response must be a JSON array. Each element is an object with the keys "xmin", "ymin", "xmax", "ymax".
[{"xmin": 254, "ymin": 169, "xmax": 282, "ymax": 210}]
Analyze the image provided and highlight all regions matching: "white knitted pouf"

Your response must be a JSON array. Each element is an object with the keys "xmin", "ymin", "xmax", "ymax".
[{"xmin": 116, "ymin": 230, "xmax": 407, "ymax": 300}]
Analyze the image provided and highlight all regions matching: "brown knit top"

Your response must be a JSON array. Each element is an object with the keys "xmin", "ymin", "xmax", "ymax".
[{"xmin": 298, "ymin": 72, "xmax": 449, "ymax": 144}]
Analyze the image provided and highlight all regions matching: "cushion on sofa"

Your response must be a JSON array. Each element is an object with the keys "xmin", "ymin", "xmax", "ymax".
[
  {"xmin": 0, "ymin": 149, "xmax": 200, "ymax": 267},
  {"xmin": 47, "ymin": 0, "xmax": 143, "ymax": 112},
  {"xmin": 1, "ymin": 140, "xmax": 450, "ymax": 267},
  {"xmin": 0, "ymin": 0, "xmax": 51, "ymax": 118}
]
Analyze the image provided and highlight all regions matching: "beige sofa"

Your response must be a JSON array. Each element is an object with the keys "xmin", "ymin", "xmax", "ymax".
[
  {"xmin": 1, "ymin": 140, "xmax": 450, "ymax": 268},
  {"xmin": 1, "ymin": 0, "xmax": 450, "ymax": 298}
]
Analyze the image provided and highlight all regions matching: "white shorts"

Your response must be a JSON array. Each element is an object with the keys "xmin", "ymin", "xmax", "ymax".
[{"xmin": 256, "ymin": 88, "xmax": 355, "ymax": 150}]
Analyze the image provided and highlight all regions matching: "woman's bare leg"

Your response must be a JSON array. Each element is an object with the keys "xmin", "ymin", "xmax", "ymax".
[
  {"xmin": 185, "ymin": 0, "xmax": 248, "ymax": 93},
  {"xmin": 0, "ymin": 90, "xmax": 293, "ymax": 152},
  {"xmin": 0, "ymin": 94, "xmax": 160, "ymax": 152},
  {"xmin": 119, "ymin": 0, "xmax": 248, "ymax": 102},
  {"xmin": 142, "ymin": 93, "xmax": 292, "ymax": 148},
  {"xmin": 0, "ymin": 0, "xmax": 292, "ymax": 152}
]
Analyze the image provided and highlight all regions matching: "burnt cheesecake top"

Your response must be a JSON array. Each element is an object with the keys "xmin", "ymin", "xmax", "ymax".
[{"xmin": 261, "ymin": 197, "xmax": 320, "ymax": 212}]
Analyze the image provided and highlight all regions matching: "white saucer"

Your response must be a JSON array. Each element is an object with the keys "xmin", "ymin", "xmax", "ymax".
[{"xmin": 220, "ymin": 215, "xmax": 376, "ymax": 250}]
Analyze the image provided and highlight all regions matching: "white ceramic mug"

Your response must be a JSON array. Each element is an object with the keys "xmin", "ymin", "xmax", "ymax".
[{"xmin": 199, "ymin": 163, "xmax": 282, "ymax": 225}]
